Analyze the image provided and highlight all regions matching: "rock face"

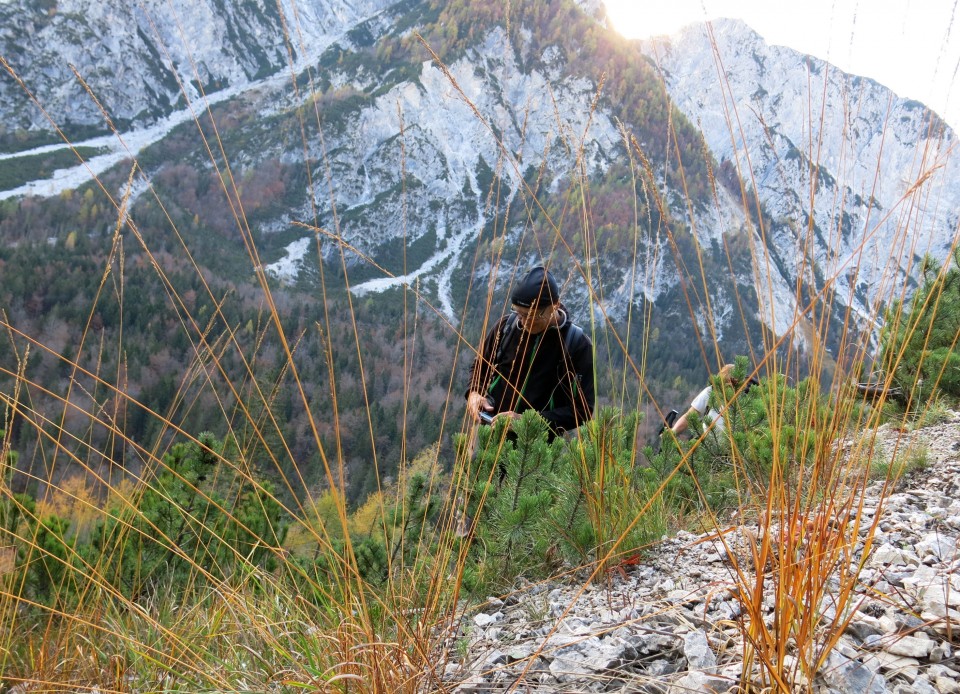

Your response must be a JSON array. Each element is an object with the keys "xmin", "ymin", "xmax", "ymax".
[
  {"xmin": 442, "ymin": 412, "xmax": 960, "ymax": 692},
  {"xmin": 0, "ymin": 0, "xmax": 393, "ymax": 130},
  {"xmin": 641, "ymin": 19, "xmax": 960, "ymax": 348}
]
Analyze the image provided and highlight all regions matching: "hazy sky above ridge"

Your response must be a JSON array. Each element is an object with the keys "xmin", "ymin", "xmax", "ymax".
[{"xmin": 603, "ymin": 0, "xmax": 960, "ymax": 133}]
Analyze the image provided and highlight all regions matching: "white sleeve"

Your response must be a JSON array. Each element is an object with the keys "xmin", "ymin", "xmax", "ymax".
[{"xmin": 689, "ymin": 386, "xmax": 712, "ymax": 415}]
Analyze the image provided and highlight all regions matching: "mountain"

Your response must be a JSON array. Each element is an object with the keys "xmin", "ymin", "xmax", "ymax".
[
  {"xmin": 640, "ymin": 18, "xmax": 960, "ymax": 349},
  {"xmin": 3, "ymin": 3, "xmax": 953, "ymax": 345},
  {"xmin": 2, "ymin": 0, "xmax": 725, "ymax": 341},
  {"xmin": 0, "ymin": 0, "xmax": 393, "ymax": 133},
  {"xmin": 0, "ymin": 0, "xmax": 957, "ymax": 498}
]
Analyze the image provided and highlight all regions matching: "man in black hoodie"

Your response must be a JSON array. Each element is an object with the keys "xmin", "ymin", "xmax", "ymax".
[{"xmin": 466, "ymin": 266, "xmax": 595, "ymax": 438}]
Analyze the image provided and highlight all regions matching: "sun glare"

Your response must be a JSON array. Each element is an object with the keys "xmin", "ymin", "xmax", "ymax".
[
  {"xmin": 602, "ymin": 0, "xmax": 960, "ymax": 133},
  {"xmin": 603, "ymin": 0, "xmax": 717, "ymax": 39}
]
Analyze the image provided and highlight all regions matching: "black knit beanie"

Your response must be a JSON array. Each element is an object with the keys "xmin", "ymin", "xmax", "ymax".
[{"xmin": 511, "ymin": 266, "xmax": 560, "ymax": 308}]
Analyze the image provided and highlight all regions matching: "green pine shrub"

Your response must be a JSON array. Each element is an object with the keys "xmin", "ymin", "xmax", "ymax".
[
  {"xmin": 1, "ymin": 432, "xmax": 31, "ymax": 536},
  {"xmin": 90, "ymin": 433, "xmax": 288, "ymax": 601},
  {"xmin": 2, "ymin": 430, "xmax": 69, "ymax": 606},
  {"xmin": 22, "ymin": 515, "xmax": 76, "ymax": 608},
  {"xmin": 649, "ymin": 356, "xmax": 833, "ymax": 517},
  {"xmin": 461, "ymin": 412, "xmax": 566, "ymax": 591},
  {"xmin": 551, "ymin": 407, "xmax": 664, "ymax": 572},
  {"xmin": 880, "ymin": 249, "xmax": 960, "ymax": 407},
  {"xmin": 457, "ymin": 408, "xmax": 667, "ymax": 591},
  {"xmin": 6, "ymin": 433, "xmax": 290, "ymax": 608},
  {"xmin": 385, "ymin": 470, "xmax": 441, "ymax": 569}
]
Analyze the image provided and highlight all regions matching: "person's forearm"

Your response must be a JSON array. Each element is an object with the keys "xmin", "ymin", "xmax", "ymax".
[{"xmin": 671, "ymin": 414, "xmax": 689, "ymax": 434}]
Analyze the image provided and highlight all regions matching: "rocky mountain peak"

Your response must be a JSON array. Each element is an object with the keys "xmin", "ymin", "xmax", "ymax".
[{"xmin": 641, "ymin": 18, "xmax": 959, "ymax": 346}]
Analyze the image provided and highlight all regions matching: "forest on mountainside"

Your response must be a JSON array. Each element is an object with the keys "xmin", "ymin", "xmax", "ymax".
[
  {"xmin": 0, "ymin": 147, "xmax": 455, "ymax": 504},
  {"xmin": 0, "ymin": 166, "xmax": 724, "ymax": 506}
]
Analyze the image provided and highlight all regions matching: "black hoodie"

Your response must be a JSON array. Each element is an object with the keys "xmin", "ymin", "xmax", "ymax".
[{"xmin": 467, "ymin": 305, "xmax": 595, "ymax": 435}]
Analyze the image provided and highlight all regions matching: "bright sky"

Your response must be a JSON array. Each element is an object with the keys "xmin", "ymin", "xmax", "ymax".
[{"xmin": 603, "ymin": 0, "xmax": 960, "ymax": 132}]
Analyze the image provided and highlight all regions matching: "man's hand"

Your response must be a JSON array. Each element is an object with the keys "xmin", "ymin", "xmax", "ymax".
[{"xmin": 467, "ymin": 391, "xmax": 493, "ymax": 421}]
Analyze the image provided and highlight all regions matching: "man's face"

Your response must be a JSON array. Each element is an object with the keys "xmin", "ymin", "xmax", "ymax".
[{"xmin": 513, "ymin": 303, "xmax": 556, "ymax": 334}]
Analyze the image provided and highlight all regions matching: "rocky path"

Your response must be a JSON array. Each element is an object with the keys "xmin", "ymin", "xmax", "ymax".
[{"xmin": 442, "ymin": 412, "xmax": 960, "ymax": 693}]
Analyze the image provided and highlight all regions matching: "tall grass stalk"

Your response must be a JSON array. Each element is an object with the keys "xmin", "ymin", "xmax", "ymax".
[{"xmin": 1, "ymin": 2, "xmax": 958, "ymax": 692}]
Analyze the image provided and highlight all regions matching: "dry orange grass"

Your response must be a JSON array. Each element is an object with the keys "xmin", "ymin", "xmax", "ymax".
[{"xmin": 0, "ymin": 3, "xmax": 958, "ymax": 692}]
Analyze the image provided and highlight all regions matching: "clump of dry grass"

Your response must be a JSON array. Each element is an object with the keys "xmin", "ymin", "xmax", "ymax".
[{"xmin": 1, "ymin": 5, "xmax": 958, "ymax": 694}]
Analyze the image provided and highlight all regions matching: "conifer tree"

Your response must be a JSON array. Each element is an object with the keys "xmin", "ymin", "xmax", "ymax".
[
  {"xmin": 386, "ymin": 471, "xmax": 440, "ymax": 567},
  {"xmin": 0, "ymin": 429, "xmax": 28, "ymax": 536},
  {"xmin": 86, "ymin": 433, "xmax": 288, "ymax": 601},
  {"xmin": 551, "ymin": 407, "xmax": 663, "ymax": 570},
  {"xmin": 24, "ymin": 515, "xmax": 75, "ymax": 608},
  {"xmin": 880, "ymin": 250, "xmax": 960, "ymax": 404},
  {"xmin": 1, "ymin": 429, "xmax": 69, "ymax": 606},
  {"xmin": 464, "ymin": 412, "xmax": 565, "ymax": 589}
]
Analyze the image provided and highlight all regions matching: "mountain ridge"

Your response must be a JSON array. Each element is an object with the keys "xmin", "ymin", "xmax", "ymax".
[
  {"xmin": 640, "ymin": 17, "xmax": 959, "ymax": 346},
  {"xmin": 3, "ymin": 3, "xmax": 954, "ymax": 351},
  {"xmin": 1, "ymin": 0, "xmax": 958, "ymax": 499},
  {"xmin": 0, "ymin": 0, "xmax": 396, "ymax": 135}
]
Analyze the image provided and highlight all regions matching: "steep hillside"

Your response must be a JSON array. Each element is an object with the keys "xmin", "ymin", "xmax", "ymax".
[
  {"xmin": 0, "ymin": 0, "xmax": 393, "ymax": 139},
  {"xmin": 448, "ymin": 412, "xmax": 960, "ymax": 692},
  {"xmin": 642, "ymin": 18, "xmax": 960, "ymax": 346},
  {"xmin": 1, "ymin": 0, "xmax": 958, "ymax": 501}
]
